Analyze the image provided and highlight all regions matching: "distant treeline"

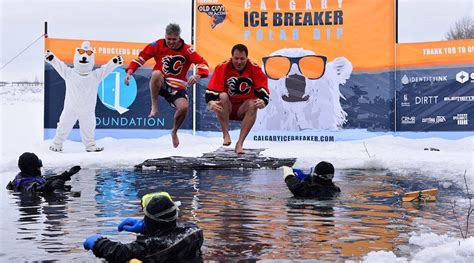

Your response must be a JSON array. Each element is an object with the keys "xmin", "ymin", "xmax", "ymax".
[{"xmin": 0, "ymin": 81, "xmax": 43, "ymax": 87}]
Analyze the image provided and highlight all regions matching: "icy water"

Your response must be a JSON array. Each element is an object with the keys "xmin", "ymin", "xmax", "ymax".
[{"xmin": 0, "ymin": 168, "xmax": 465, "ymax": 261}]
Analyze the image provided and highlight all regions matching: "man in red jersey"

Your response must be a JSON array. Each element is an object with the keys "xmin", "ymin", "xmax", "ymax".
[
  {"xmin": 206, "ymin": 44, "xmax": 269, "ymax": 154},
  {"xmin": 125, "ymin": 23, "xmax": 209, "ymax": 148}
]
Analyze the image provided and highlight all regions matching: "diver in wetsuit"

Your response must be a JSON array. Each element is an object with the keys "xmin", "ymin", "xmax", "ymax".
[
  {"xmin": 284, "ymin": 161, "xmax": 340, "ymax": 199},
  {"xmin": 6, "ymin": 152, "xmax": 81, "ymax": 192},
  {"xmin": 83, "ymin": 192, "xmax": 203, "ymax": 262}
]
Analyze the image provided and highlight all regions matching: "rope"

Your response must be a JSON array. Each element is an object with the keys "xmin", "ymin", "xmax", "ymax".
[{"xmin": 0, "ymin": 33, "xmax": 45, "ymax": 71}]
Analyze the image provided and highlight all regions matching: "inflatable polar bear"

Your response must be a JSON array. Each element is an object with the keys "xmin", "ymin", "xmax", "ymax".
[
  {"xmin": 45, "ymin": 41, "xmax": 123, "ymax": 152},
  {"xmin": 255, "ymin": 48, "xmax": 352, "ymax": 131}
]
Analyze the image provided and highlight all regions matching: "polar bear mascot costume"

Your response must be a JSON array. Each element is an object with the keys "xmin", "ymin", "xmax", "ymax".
[
  {"xmin": 255, "ymin": 48, "xmax": 352, "ymax": 131},
  {"xmin": 45, "ymin": 41, "xmax": 123, "ymax": 152}
]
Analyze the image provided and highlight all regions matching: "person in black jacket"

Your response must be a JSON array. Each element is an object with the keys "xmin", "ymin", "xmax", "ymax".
[
  {"xmin": 6, "ymin": 152, "xmax": 81, "ymax": 192},
  {"xmin": 283, "ymin": 161, "xmax": 340, "ymax": 199},
  {"xmin": 83, "ymin": 192, "xmax": 203, "ymax": 263}
]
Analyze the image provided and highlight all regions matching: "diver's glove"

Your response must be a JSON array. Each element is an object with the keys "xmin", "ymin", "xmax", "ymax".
[
  {"xmin": 50, "ymin": 179, "xmax": 65, "ymax": 189},
  {"xmin": 55, "ymin": 165, "xmax": 81, "ymax": 182},
  {"xmin": 293, "ymin": 168, "xmax": 309, "ymax": 181},
  {"xmin": 118, "ymin": 218, "xmax": 145, "ymax": 234},
  {"xmin": 6, "ymin": 181, "xmax": 14, "ymax": 190},
  {"xmin": 282, "ymin": 166, "xmax": 295, "ymax": 181},
  {"xmin": 283, "ymin": 166, "xmax": 310, "ymax": 181},
  {"xmin": 68, "ymin": 165, "xmax": 81, "ymax": 176},
  {"xmin": 83, "ymin": 234, "xmax": 102, "ymax": 250}
]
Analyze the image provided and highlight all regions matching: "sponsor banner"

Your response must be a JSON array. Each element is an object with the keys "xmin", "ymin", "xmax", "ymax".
[
  {"xmin": 44, "ymin": 38, "xmax": 193, "ymax": 138},
  {"xmin": 396, "ymin": 40, "xmax": 474, "ymax": 132},
  {"xmin": 195, "ymin": 0, "xmax": 395, "ymax": 134},
  {"xmin": 396, "ymin": 66, "xmax": 474, "ymax": 131},
  {"xmin": 196, "ymin": 0, "xmax": 395, "ymax": 71},
  {"xmin": 44, "ymin": 38, "xmax": 155, "ymax": 66},
  {"xmin": 396, "ymin": 39, "xmax": 474, "ymax": 69},
  {"xmin": 196, "ymin": 71, "xmax": 394, "ymax": 132},
  {"xmin": 44, "ymin": 4, "xmax": 473, "ymax": 139}
]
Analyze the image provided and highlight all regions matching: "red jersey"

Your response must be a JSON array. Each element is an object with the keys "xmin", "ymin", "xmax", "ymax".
[
  {"xmin": 206, "ymin": 59, "xmax": 269, "ymax": 104},
  {"xmin": 127, "ymin": 39, "xmax": 209, "ymax": 90}
]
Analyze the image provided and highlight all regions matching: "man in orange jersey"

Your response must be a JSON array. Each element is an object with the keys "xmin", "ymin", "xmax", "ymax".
[
  {"xmin": 206, "ymin": 44, "xmax": 269, "ymax": 154},
  {"xmin": 125, "ymin": 23, "xmax": 209, "ymax": 147}
]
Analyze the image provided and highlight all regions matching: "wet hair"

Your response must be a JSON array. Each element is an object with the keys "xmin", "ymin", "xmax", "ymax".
[
  {"xmin": 166, "ymin": 23, "xmax": 181, "ymax": 36},
  {"xmin": 231, "ymin": 44, "xmax": 248, "ymax": 57}
]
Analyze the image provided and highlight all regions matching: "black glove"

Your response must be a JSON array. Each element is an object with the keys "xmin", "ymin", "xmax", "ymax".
[
  {"xmin": 6, "ymin": 181, "xmax": 13, "ymax": 190},
  {"xmin": 68, "ymin": 165, "xmax": 81, "ymax": 176},
  {"xmin": 51, "ymin": 179, "xmax": 65, "ymax": 189}
]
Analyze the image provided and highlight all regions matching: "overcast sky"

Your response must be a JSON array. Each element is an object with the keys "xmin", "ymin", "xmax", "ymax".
[
  {"xmin": 398, "ymin": 0, "xmax": 473, "ymax": 43},
  {"xmin": 0, "ymin": 0, "xmax": 192, "ymax": 82},
  {"xmin": 0, "ymin": 0, "xmax": 473, "ymax": 81}
]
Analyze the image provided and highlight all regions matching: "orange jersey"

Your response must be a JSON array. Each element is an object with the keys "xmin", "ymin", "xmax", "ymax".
[
  {"xmin": 127, "ymin": 39, "xmax": 209, "ymax": 90},
  {"xmin": 206, "ymin": 59, "xmax": 269, "ymax": 104}
]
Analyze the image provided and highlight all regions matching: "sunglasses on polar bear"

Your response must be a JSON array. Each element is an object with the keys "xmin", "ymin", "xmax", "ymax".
[
  {"xmin": 262, "ymin": 55, "xmax": 327, "ymax": 80},
  {"xmin": 77, "ymin": 48, "xmax": 94, "ymax": 56}
]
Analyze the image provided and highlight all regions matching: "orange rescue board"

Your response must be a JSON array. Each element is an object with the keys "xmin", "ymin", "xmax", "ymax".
[{"xmin": 402, "ymin": 188, "xmax": 438, "ymax": 202}]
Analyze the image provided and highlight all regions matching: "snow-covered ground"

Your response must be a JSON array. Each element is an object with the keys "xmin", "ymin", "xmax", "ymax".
[{"xmin": 1, "ymin": 85, "xmax": 473, "ymax": 262}]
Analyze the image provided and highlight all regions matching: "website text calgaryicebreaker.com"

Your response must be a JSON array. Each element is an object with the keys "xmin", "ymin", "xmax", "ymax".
[{"xmin": 253, "ymin": 135, "xmax": 335, "ymax": 142}]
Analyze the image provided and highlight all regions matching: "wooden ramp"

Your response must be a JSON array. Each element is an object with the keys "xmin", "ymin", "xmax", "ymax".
[{"xmin": 135, "ymin": 147, "xmax": 296, "ymax": 170}]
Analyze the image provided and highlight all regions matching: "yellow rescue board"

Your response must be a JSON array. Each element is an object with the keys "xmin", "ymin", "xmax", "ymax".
[{"xmin": 402, "ymin": 188, "xmax": 438, "ymax": 202}]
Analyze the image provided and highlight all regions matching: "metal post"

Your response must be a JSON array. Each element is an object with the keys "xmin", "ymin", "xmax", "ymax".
[
  {"xmin": 394, "ymin": 0, "xmax": 398, "ymax": 132},
  {"xmin": 44, "ymin": 21, "xmax": 48, "ymax": 38},
  {"xmin": 191, "ymin": 0, "xmax": 196, "ymax": 136}
]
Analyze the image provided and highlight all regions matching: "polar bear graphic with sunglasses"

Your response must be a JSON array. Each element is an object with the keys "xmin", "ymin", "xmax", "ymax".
[
  {"xmin": 255, "ymin": 48, "xmax": 352, "ymax": 131},
  {"xmin": 45, "ymin": 41, "xmax": 123, "ymax": 152}
]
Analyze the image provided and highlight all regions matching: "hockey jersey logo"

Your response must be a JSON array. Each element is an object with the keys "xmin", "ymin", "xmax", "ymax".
[
  {"xmin": 162, "ymin": 55, "xmax": 186, "ymax": 75},
  {"xmin": 227, "ymin": 77, "xmax": 252, "ymax": 96}
]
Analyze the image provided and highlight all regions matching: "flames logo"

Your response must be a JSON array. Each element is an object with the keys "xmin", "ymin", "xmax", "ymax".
[
  {"xmin": 227, "ymin": 77, "xmax": 252, "ymax": 96},
  {"xmin": 162, "ymin": 55, "xmax": 186, "ymax": 75}
]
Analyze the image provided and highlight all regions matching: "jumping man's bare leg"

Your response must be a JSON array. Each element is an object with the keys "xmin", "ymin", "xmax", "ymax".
[
  {"xmin": 215, "ymin": 93, "xmax": 232, "ymax": 146},
  {"xmin": 149, "ymin": 71, "xmax": 164, "ymax": 117},
  {"xmin": 235, "ymin": 100, "xmax": 258, "ymax": 154},
  {"xmin": 171, "ymin": 97, "xmax": 189, "ymax": 148}
]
